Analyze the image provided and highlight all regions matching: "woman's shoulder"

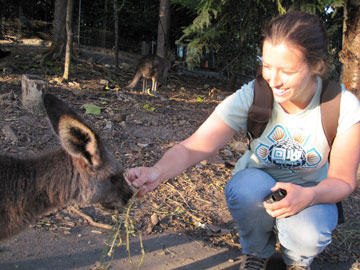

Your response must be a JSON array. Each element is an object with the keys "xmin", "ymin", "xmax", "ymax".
[
  {"xmin": 341, "ymin": 85, "xmax": 360, "ymax": 105},
  {"xmin": 235, "ymin": 79, "xmax": 256, "ymax": 95},
  {"xmin": 337, "ymin": 85, "xmax": 360, "ymax": 135},
  {"xmin": 227, "ymin": 79, "xmax": 256, "ymax": 105},
  {"xmin": 214, "ymin": 79, "xmax": 256, "ymax": 131}
]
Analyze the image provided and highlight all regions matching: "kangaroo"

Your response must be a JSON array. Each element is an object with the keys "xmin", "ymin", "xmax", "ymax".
[
  {"xmin": 125, "ymin": 54, "xmax": 172, "ymax": 93},
  {"xmin": 0, "ymin": 94, "xmax": 133, "ymax": 241}
]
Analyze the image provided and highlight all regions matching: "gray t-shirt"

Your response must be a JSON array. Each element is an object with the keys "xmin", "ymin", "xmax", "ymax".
[{"xmin": 215, "ymin": 77, "xmax": 360, "ymax": 186}]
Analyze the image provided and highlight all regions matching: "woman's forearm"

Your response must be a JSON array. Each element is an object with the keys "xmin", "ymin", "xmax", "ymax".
[
  {"xmin": 310, "ymin": 178, "xmax": 355, "ymax": 205},
  {"xmin": 153, "ymin": 143, "xmax": 212, "ymax": 184},
  {"xmin": 153, "ymin": 112, "xmax": 236, "ymax": 185}
]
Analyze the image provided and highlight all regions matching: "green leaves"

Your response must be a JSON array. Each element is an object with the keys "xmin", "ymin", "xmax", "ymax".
[
  {"xmin": 81, "ymin": 104, "xmax": 102, "ymax": 115},
  {"xmin": 143, "ymin": 103, "xmax": 156, "ymax": 112}
]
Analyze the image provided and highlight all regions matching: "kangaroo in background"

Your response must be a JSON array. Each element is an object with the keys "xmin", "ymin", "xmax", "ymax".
[
  {"xmin": 125, "ymin": 53, "xmax": 173, "ymax": 93},
  {"xmin": 0, "ymin": 94, "xmax": 133, "ymax": 241}
]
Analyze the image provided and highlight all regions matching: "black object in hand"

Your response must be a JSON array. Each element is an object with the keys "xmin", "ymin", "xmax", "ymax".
[{"xmin": 264, "ymin": 189, "xmax": 287, "ymax": 203}]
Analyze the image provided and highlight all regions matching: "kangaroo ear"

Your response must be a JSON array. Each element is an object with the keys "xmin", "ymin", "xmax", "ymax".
[
  {"xmin": 58, "ymin": 115, "xmax": 101, "ymax": 167},
  {"xmin": 43, "ymin": 94, "xmax": 82, "ymax": 135},
  {"xmin": 43, "ymin": 94, "xmax": 101, "ymax": 167}
]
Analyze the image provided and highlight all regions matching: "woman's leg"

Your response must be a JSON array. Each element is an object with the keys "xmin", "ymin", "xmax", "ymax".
[
  {"xmin": 224, "ymin": 168, "xmax": 277, "ymax": 258},
  {"xmin": 276, "ymin": 203, "xmax": 338, "ymax": 266}
]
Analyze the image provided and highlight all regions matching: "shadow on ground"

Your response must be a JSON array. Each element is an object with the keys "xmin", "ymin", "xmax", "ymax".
[{"xmin": 0, "ymin": 225, "xmax": 355, "ymax": 270}]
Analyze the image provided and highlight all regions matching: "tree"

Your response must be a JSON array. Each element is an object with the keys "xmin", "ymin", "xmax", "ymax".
[
  {"xmin": 340, "ymin": 0, "xmax": 360, "ymax": 97},
  {"xmin": 174, "ymin": 0, "xmax": 360, "ymax": 94},
  {"xmin": 113, "ymin": 0, "xmax": 126, "ymax": 67},
  {"xmin": 42, "ymin": 0, "xmax": 67, "ymax": 61},
  {"xmin": 63, "ymin": 0, "xmax": 74, "ymax": 80},
  {"xmin": 156, "ymin": 0, "xmax": 170, "ymax": 58},
  {"xmin": 102, "ymin": 0, "xmax": 108, "ymax": 48},
  {"xmin": 172, "ymin": 0, "xmax": 277, "ymax": 78}
]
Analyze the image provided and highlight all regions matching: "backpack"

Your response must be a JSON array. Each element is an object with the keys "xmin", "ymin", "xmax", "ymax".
[{"xmin": 247, "ymin": 71, "xmax": 344, "ymax": 223}]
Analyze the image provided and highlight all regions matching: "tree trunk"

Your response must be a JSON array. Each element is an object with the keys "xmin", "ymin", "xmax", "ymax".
[
  {"xmin": 340, "ymin": 0, "xmax": 360, "ymax": 97},
  {"xmin": 0, "ymin": 0, "xmax": 3, "ymax": 39},
  {"xmin": 113, "ymin": 0, "xmax": 120, "ymax": 67},
  {"xmin": 102, "ymin": 0, "xmax": 108, "ymax": 48},
  {"xmin": 63, "ymin": 0, "xmax": 74, "ymax": 80},
  {"xmin": 42, "ymin": 0, "xmax": 67, "ymax": 61},
  {"xmin": 21, "ymin": 74, "xmax": 47, "ymax": 114},
  {"xmin": 156, "ymin": 0, "xmax": 170, "ymax": 58},
  {"xmin": 113, "ymin": 0, "xmax": 126, "ymax": 68}
]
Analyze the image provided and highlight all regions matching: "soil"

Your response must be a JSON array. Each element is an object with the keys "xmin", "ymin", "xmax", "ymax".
[{"xmin": 0, "ymin": 41, "xmax": 359, "ymax": 270}]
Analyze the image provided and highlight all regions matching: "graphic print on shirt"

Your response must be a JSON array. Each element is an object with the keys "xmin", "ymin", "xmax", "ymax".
[{"xmin": 255, "ymin": 125, "xmax": 322, "ymax": 173}]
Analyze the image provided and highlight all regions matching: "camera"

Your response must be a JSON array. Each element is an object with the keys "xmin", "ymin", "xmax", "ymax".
[{"xmin": 264, "ymin": 189, "xmax": 287, "ymax": 203}]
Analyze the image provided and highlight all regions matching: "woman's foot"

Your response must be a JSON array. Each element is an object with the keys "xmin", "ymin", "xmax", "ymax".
[{"xmin": 238, "ymin": 254, "xmax": 268, "ymax": 270}]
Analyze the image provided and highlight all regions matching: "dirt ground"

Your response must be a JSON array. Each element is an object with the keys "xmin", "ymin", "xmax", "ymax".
[{"xmin": 0, "ymin": 41, "xmax": 359, "ymax": 270}]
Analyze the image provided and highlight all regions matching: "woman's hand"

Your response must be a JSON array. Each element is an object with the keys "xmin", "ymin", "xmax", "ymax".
[
  {"xmin": 263, "ymin": 182, "xmax": 316, "ymax": 218},
  {"xmin": 124, "ymin": 166, "xmax": 162, "ymax": 196}
]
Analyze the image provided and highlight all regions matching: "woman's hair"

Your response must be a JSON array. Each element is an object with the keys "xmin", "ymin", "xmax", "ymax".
[{"xmin": 263, "ymin": 11, "xmax": 329, "ymax": 77}]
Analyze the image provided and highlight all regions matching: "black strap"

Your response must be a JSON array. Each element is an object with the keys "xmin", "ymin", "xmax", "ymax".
[
  {"xmin": 320, "ymin": 80, "xmax": 342, "ymax": 147},
  {"xmin": 320, "ymin": 80, "xmax": 344, "ymax": 224},
  {"xmin": 336, "ymin": 201, "xmax": 345, "ymax": 224},
  {"xmin": 247, "ymin": 71, "xmax": 273, "ymax": 140}
]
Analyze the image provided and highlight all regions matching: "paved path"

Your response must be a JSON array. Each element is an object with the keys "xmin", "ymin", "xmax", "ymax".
[{"xmin": 0, "ymin": 226, "xmax": 355, "ymax": 270}]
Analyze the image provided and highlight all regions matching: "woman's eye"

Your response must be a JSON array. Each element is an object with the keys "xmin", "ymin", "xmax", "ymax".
[{"xmin": 282, "ymin": 70, "xmax": 296, "ymax": 75}]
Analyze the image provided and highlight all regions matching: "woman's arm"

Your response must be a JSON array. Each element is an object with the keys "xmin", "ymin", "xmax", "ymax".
[
  {"xmin": 126, "ymin": 112, "xmax": 236, "ymax": 196},
  {"xmin": 311, "ymin": 121, "xmax": 360, "ymax": 203}
]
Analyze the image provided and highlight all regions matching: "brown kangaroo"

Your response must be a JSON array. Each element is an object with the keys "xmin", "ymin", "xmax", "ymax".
[
  {"xmin": 125, "ymin": 54, "xmax": 172, "ymax": 93},
  {"xmin": 0, "ymin": 94, "xmax": 133, "ymax": 241}
]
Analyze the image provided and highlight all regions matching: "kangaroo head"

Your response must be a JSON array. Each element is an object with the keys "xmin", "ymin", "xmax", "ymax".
[{"xmin": 43, "ymin": 94, "xmax": 133, "ymax": 208}]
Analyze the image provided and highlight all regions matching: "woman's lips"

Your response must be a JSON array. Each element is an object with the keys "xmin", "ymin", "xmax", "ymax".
[{"xmin": 273, "ymin": 88, "xmax": 289, "ymax": 96}]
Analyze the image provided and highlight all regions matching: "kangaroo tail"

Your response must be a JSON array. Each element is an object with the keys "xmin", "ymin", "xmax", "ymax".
[{"xmin": 125, "ymin": 71, "xmax": 142, "ymax": 89}]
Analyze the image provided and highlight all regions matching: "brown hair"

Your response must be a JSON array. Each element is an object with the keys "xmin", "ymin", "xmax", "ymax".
[{"xmin": 263, "ymin": 11, "xmax": 329, "ymax": 77}]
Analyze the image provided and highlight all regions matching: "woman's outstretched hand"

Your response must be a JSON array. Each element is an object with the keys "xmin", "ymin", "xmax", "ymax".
[{"xmin": 124, "ymin": 166, "xmax": 162, "ymax": 196}]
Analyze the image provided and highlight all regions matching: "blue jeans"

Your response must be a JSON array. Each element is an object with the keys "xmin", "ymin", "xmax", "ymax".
[{"xmin": 224, "ymin": 168, "xmax": 338, "ymax": 266}]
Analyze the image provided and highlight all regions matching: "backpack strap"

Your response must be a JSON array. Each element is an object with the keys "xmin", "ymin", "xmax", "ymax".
[
  {"xmin": 320, "ymin": 80, "xmax": 342, "ymax": 147},
  {"xmin": 247, "ymin": 71, "xmax": 273, "ymax": 141},
  {"xmin": 320, "ymin": 80, "xmax": 344, "ymax": 224}
]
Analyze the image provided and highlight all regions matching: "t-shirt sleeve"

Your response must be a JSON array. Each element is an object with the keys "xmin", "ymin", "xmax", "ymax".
[
  {"xmin": 337, "ymin": 87, "xmax": 360, "ymax": 136},
  {"xmin": 215, "ymin": 80, "xmax": 255, "ymax": 131}
]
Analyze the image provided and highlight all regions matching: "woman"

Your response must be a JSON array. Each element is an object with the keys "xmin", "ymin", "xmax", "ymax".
[{"xmin": 125, "ymin": 11, "xmax": 360, "ymax": 270}]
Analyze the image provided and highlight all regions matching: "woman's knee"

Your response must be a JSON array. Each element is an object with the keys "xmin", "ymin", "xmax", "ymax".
[
  {"xmin": 225, "ymin": 168, "xmax": 276, "ymax": 208},
  {"xmin": 277, "ymin": 204, "xmax": 337, "ymax": 253},
  {"xmin": 281, "ymin": 221, "xmax": 331, "ymax": 251}
]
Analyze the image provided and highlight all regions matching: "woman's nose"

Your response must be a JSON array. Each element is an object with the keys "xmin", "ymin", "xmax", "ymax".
[{"xmin": 267, "ymin": 71, "xmax": 283, "ymax": 88}]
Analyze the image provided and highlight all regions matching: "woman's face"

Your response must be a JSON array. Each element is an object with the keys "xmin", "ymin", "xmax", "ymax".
[{"xmin": 262, "ymin": 40, "xmax": 317, "ymax": 112}]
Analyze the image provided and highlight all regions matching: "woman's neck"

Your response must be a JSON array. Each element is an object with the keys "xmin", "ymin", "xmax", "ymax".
[{"xmin": 279, "ymin": 77, "xmax": 318, "ymax": 114}]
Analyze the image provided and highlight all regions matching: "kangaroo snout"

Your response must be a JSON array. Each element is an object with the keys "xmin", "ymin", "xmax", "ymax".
[{"xmin": 99, "ymin": 172, "xmax": 134, "ymax": 210}]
